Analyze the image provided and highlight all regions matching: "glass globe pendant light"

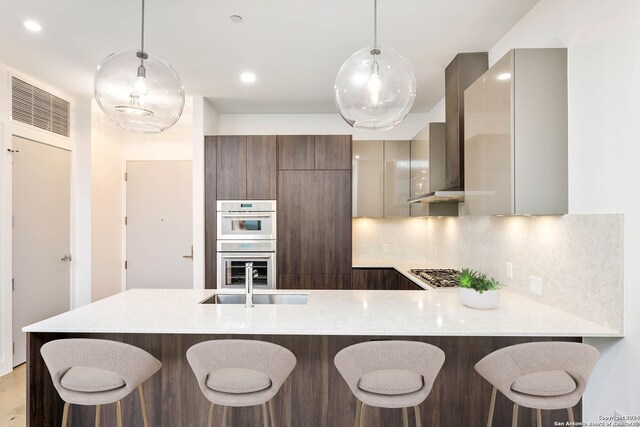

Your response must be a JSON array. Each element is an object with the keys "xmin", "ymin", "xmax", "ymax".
[
  {"xmin": 335, "ymin": 0, "xmax": 417, "ymax": 131},
  {"xmin": 94, "ymin": 0, "xmax": 184, "ymax": 133}
]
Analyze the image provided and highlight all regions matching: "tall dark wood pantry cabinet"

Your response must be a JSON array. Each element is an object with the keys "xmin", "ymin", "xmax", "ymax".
[{"xmin": 277, "ymin": 135, "xmax": 352, "ymax": 289}]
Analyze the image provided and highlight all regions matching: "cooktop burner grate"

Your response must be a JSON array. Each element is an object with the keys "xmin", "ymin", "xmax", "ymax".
[{"xmin": 409, "ymin": 269, "xmax": 460, "ymax": 288}]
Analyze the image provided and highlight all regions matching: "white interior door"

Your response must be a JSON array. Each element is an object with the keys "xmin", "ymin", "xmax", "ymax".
[
  {"xmin": 126, "ymin": 161, "xmax": 193, "ymax": 289},
  {"xmin": 12, "ymin": 136, "xmax": 71, "ymax": 366}
]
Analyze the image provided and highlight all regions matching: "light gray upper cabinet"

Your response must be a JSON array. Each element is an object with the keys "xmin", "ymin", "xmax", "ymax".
[
  {"xmin": 409, "ymin": 134, "xmax": 430, "ymax": 217},
  {"xmin": 352, "ymin": 140, "xmax": 410, "ymax": 218},
  {"xmin": 352, "ymin": 140, "xmax": 384, "ymax": 217},
  {"xmin": 384, "ymin": 140, "xmax": 411, "ymax": 217},
  {"xmin": 464, "ymin": 48, "xmax": 568, "ymax": 216}
]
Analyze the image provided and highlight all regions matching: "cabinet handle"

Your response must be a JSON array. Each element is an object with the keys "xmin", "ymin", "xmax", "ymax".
[
  {"xmin": 222, "ymin": 214, "xmax": 270, "ymax": 218},
  {"xmin": 221, "ymin": 254, "xmax": 272, "ymax": 259}
]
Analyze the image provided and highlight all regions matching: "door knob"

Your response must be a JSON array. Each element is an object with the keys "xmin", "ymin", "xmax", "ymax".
[
  {"xmin": 61, "ymin": 254, "xmax": 72, "ymax": 262},
  {"xmin": 182, "ymin": 246, "xmax": 194, "ymax": 260}
]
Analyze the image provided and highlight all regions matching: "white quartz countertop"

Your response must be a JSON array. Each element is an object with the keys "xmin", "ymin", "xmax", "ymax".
[{"xmin": 24, "ymin": 288, "xmax": 620, "ymax": 337}]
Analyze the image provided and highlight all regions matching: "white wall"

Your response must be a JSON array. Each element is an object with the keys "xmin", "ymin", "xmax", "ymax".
[
  {"xmin": 90, "ymin": 101, "xmax": 124, "ymax": 301},
  {"xmin": 192, "ymin": 97, "xmax": 220, "ymax": 289},
  {"xmin": 218, "ymin": 112, "xmax": 430, "ymax": 140},
  {"xmin": 413, "ymin": 99, "xmax": 446, "ymax": 140},
  {"xmin": 203, "ymin": 98, "xmax": 220, "ymax": 135},
  {"xmin": 0, "ymin": 66, "xmax": 12, "ymax": 376},
  {"xmin": 71, "ymin": 99, "xmax": 92, "ymax": 307},
  {"xmin": 408, "ymin": 0, "xmax": 639, "ymax": 417},
  {"xmin": 122, "ymin": 97, "xmax": 194, "ymax": 161}
]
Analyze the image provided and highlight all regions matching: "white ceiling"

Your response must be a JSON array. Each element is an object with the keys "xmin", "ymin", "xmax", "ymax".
[{"xmin": 0, "ymin": 0, "xmax": 538, "ymax": 114}]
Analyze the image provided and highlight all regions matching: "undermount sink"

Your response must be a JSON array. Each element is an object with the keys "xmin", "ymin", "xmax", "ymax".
[{"xmin": 201, "ymin": 294, "xmax": 308, "ymax": 305}]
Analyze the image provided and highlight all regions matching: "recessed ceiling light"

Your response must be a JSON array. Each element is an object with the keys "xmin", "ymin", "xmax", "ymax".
[
  {"xmin": 23, "ymin": 20, "xmax": 44, "ymax": 33},
  {"xmin": 497, "ymin": 72, "xmax": 511, "ymax": 80},
  {"xmin": 240, "ymin": 72, "xmax": 256, "ymax": 84},
  {"xmin": 229, "ymin": 15, "xmax": 243, "ymax": 23}
]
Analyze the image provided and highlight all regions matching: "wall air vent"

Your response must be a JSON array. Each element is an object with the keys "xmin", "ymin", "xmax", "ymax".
[{"xmin": 11, "ymin": 76, "xmax": 70, "ymax": 137}]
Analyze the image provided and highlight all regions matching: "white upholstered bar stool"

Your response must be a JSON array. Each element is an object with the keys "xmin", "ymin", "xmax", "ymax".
[
  {"xmin": 334, "ymin": 340, "xmax": 445, "ymax": 427},
  {"xmin": 186, "ymin": 339, "xmax": 296, "ymax": 427},
  {"xmin": 475, "ymin": 342, "xmax": 599, "ymax": 427},
  {"xmin": 40, "ymin": 338, "xmax": 162, "ymax": 427}
]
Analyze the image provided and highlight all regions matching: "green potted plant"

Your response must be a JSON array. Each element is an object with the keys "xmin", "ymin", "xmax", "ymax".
[{"xmin": 457, "ymin": 268, "xmax": 501, "ymax": 309}]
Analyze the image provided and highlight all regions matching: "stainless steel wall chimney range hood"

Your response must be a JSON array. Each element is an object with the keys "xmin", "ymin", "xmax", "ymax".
[
  {"xmin": 409, "ymin": 52, "xmax": 487, "ymax": 204},
  {"xmin": 408, "ymin": 188, "xmax": 465, "ymax": 204}
]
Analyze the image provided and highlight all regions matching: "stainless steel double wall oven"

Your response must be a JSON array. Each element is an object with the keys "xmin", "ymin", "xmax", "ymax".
[{"xmin": 216, "ymin": 200, "xmax": 276, "ymax": 289}]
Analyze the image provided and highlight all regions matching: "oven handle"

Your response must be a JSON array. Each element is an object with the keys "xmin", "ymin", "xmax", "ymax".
[
  {"xmin": 222, "ymin": 214, "xmax": 271, "ymax": 218},
  {"xmin": 220, "ymin": 254, "xmax": 273, "ymax": 259}
]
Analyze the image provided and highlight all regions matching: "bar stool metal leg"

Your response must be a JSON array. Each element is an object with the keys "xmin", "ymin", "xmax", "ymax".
[
  {"xmin": 268, "ymin": 400, "xmax": 276, "ymax": 427},
  {"xmin": 116, "ymin": 400, "xmax": 123, "ymax": 427},
  {"xmin": 61, "ymin": 402, "xmax": 70, "ymax": 427},
  {"xmin": 568, "ymin": 407, "xmax": 574, "ymax": 423},
  {"xmin": 222, "ymin": 405, "xmax": 229, "ymax": 427},
  {"xmin": 414, "ymin": 406, "xmax": 422, "ymax": 427},
  {"xmin": 512, "ymin": 403, "xmax": 519, "ymax": 427},
  {"xmin": 402, "ymin": 407, "xmax": 409, "ymax": 427},
  {"xmin": 95, "ymin": 405, "xmax": 101, "ymax": 427},
  {"xmin": 359, "ymin": 403, "xmax": 366, "ymax": 427},
  {"xmin": 353, "ymin": 400, "xmax": 362, "ymax": 427},
  {"xmin": 207, "ymin": 402, "xmax": 215, "ymax": 427},
  {"xmin": 262, "ymin": 403, "xmax": 269, "ymax": 427},
  {"xmin": 139, "ymin": 385, "xmax": 150, "ymax": 427},
  {"xmin": 536, "ymin": 408, "xmax": 542, "ymax": 427},
  {"xmin": 487, "ymin": 386, "xmax": 497, "ymax": 427}
]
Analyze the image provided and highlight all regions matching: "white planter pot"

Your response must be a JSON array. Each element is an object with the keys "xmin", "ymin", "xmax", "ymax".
[{"xmin": 458, "ymin": 288, "xmax": 500, "ymax": 310}]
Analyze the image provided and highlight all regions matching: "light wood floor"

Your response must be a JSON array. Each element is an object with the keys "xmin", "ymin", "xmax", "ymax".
[{"xmin": 0, "ymin": 364, "xmax": 26, "ymax": 427}]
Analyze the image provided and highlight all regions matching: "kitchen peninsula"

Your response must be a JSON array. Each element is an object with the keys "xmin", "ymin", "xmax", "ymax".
[{"xmin": 24, "ymin": 288, "xmax": 619, "ymax": 427}]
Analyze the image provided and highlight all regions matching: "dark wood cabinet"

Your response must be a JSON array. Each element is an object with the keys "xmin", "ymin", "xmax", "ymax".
[
  {"xmin": 278, "ymin": 168, "xmax": 352, "ymax": 289},
  {"xmin": 246, "ymin": 135, "xmax": 277, "ymax": 199},
  {"xmin": 204, "ymin": 137, "xmax": 217, "ymax": 289},
  {"xmin": 352, "ymin": 268, "xmax": 423, "ymax": 291},
  {"xmin": 277, "ymin": 135, "xmax": 315, "ymax": 170},
  {"xmin": 352, "ymin": 268, "xmax": 396, "ymax": 290},
  {"xmin": 280, "ymin": 274, "xmax": 351, "ymax": 290},
  {"xmin": 315, "ymin": 135, "xmax": 351, "ymax": 169},
  {"xmin": 278, "ymin": 135, "xmax": 351, "ymax": 170},
  {"xmin": 205, "ymin": 134, "xmax": 351, "ymax": 290},
  {"xmin": 215, "ymin": 135, "xmax": 277, "ymax": 200},
  {"xmin": 30, "ymin": 331, "xmax": 581, "ymax": 427},
  {"xmin": 216, "ymin": 135, "xmax": 247, "ymax": 200},
  {"xmin": 395, "ymin": 271, "xmax": 422, "ymax": 290}
]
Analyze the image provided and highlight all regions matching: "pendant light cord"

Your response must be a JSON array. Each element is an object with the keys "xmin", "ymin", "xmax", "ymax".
[
  {"xmin": 141, "ymin": 0, "xmax": 145, "ymax": 56},
  {"xmin": 373, "ymin": 0, "xmax": 378, "ymax": 48},
  {"xmin": 370, "ymin": 0, "xmax": 380, "ymax": 58},
  {"xmin": 136, "ymin": 0, "xmax": 148, "ymax": 74}
]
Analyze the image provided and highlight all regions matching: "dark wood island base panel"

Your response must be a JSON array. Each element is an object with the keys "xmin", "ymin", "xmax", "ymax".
[{"xmin": 28, "ymin": 333, "xmax": 581, "ymax": 427}]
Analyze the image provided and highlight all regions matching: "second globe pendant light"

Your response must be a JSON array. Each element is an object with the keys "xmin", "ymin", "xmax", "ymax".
[{"xmin": 335, "ymin": 0, "xmax": 417, "ymax": 131}]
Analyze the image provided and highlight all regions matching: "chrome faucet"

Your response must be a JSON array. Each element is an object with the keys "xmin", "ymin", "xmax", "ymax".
[{"xmin": 245, "ymin": 262, "xmax": 254, "ymax": 308}]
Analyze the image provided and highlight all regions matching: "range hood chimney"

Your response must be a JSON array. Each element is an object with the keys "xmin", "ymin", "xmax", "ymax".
[{"xmin": 409, "ymin": 52, "xmax": 487, "ymax": 204}]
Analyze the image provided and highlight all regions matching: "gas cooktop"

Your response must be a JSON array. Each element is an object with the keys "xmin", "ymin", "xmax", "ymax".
[{"xmin": 409, "ymin": 269, "xmax": 460, "ymax": 288}]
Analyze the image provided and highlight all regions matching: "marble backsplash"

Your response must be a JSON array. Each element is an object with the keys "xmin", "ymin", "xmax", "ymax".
[{"xmin": 353, "ymin": 214, "xmax": 624, "ymax": 332}]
